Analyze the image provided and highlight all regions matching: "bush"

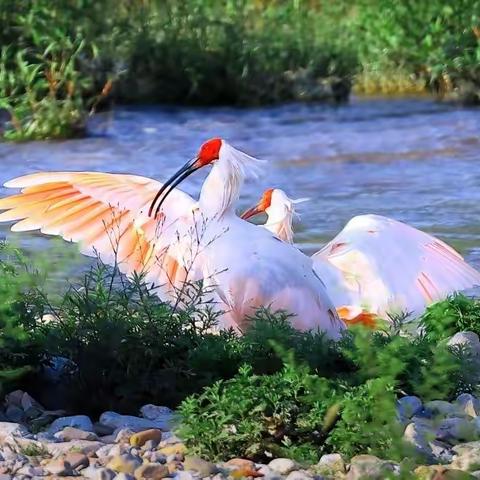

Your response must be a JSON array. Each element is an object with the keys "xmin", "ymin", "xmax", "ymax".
[
  {"xmin": 420, "ymin": 294, "xmax": 480, "ymax": 342},
  {"xmin": 0, "ymin": 242, "xmax": 46, "ymax": 389},
  {"xmin": 178, "ymin": 319, "xmax": 473, "ymax": 463},
  {"xmin": 178, "ymin": 362, "xmax": 339, "ymax": 463},
  {"xmin": 0, "ymin": 0, "xmax": 113, "ymax": 140}
]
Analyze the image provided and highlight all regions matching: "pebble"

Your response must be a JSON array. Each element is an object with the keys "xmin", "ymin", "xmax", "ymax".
[
  {"xmin": 46, "ymin": 439, "xmax": 105, "ymax": 457},
  {"xmin": 183, "ymin": 455, "xmax": 218, "ymax": 476},
  {"xmin": 347, "ymin": 454, "xmax": 397, "ymax": 480},
  {"xmin": 0, "ymin": 422, "xmax": 29, "ymax": 441},
  {"xmin": 398, "ymin": 395, "xmax": 423, "ymax": 419},
  {"xmin": 268, "ymin": 458, "xmax": 297, "ymax": 475},
  {"xmin": 5, "ymin": 405, "xmax": 24, "ymax": 423},
  {"xmin": 115, "ymin": 428, "xmax": 136, "ymax": 444},
  {"xmin": 437, "ymin": 417, "xmax": 479, "ymax": 443},
  {"xmin": 16, "ymin": 464, "xmax": 45, "ymax": 476},
  {"xmin": 115, "ymin": 474, "xmax": 135, "ymax": 480},
  {"xmin": 134, "ymin": 462, "xmax": 169, "ymax": 479},
  {"xmin": 452, "ymin": 449, "xmax": 480, "ymax": 471},
  {"xmin": 403, "ymin": 422, "xmax": 433, "ymax": 456},
  {"xmin": 317, "ymin": 453, "xmax": 345, "ymax": 474},
  {"xmin": 225, "ymin": 458, "xmax": 255, "ymax": 470},
  {"xmin": 458, "ymin": 394, "xmax": 480, "ymax": 418},
  {"xmin": 54, "ymin": 425, "xmax": 99, "ymax": 441},
  {"xmin": 158, "ymin": 443, "xmax": 187, "ymax": 456},
  {"xmin": 47, "ymin": 414, "xmax": 94, "ymax": 434},
  {"xmin": 83, "ymin": 466, "xmax": 117, "ymax": 480},
  {"xmin": 44, "ymin": 457, "xmax": 74, "ymax": 476},
  {"xmin": 64, "ymin": 451, "xmax": 89, "ymax": 469},
  {"xmin": 130, "ymin": 429, "xmax": 162, "ymax": 447},
  {"xmin": 100, "ymin": 412, "xmax": 169, "ymax": 432},
  {"xmin": 140, "ymin": 404, "xmax": 174, "ymax": 422},
  {"xmin": 285, "ymin": 470, "xmax": 312, "ymax": 480},
  {"xmin": 173, "ymin": 472, "xmax": 196, "ymax": 480},
  {"xmin": 106, "ymin": 453, "xmax": 143, "ymax": 474},
  {"xmin": 425, "ymin": 400, "xmax": 458, "ymax": 417}
]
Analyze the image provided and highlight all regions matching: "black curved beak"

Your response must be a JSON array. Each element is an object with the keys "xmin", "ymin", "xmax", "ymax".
[{"xmin": 149, "ymin": 157, "xmax": 200, "ymax": 218}]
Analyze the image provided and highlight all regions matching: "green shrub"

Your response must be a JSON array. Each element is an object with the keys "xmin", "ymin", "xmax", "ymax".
[
  {"xmin": 0, "ymin": 242, "xmax": 46, "ymax": 388},
  {"xmin": 324, "ymin": 379, "xmax": 401, "ymax": 459},
  {"xmin": 178, "ymin": 362, "xmax": 340, "ymax": 463},
  {"xmin": 419, "ymin": 294, "xmax": 480, "ymax": 342},
  {"xmin": 178, "ymin": 314, "xmax": 473, "ymax": 463}
]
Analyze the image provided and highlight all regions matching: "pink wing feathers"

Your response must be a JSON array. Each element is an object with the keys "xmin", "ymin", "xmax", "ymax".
[
  {"xmin": 312, "ymin": 214, "xmax": 480, "ymax": 318},
  {"xmin": 0, "ymin": 172, "xmax": 196, "ymax": 293}
]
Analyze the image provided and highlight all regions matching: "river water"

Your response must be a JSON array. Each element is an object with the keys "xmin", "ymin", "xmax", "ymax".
[{"xmin": 1, "ymin": 97, "xmax": 479, "ymax": 274}]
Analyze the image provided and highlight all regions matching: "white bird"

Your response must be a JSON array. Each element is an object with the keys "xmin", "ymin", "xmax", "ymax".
[
  {"xmin": 149, "ymin": 139, "xmax": 344, "ymax": 336},
  {"xmin": 0, "ymin": 139, "xmax": 344, "ymax": 337},
  {"xmin": 242, "ymin": 188, "xmax": 480, "ymax": 323}
]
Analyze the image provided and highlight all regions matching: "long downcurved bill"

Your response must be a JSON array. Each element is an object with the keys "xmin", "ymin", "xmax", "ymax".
[
  {"xmin": 241, "ymin": 204, "xmax": 263, "ymax": 220},
  {"xmin": 149, "ymin": 157, "xmax": 200, "ymax": 218}
]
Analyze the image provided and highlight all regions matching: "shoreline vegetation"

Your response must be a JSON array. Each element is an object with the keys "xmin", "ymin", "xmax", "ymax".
[
  {"xmin": 2, "ymin": 241, "xmax": 480, "ymax": 472},
  {"xmin": 0, "ymin": 0, "xmax": 479, "ymax": 141}
]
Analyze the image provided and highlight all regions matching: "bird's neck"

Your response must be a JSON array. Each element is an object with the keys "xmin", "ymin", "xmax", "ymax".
[
  {"xmin": 199, "ymin": 160, "xmax": 244, "ymax": 219},
  {"xmin": 265, "ymin": 210, "xmax": 294, "ymax": 243}
]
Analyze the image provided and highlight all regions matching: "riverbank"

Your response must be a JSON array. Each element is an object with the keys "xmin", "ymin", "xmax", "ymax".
[
  {"xmin": 1, "ymin": 0, "xmax": 479, "ymax": 140},
  {"xmin": 2, "ymin": 242, "xmax": 480, "ymax": 478},
  {"xmin": 3, "ymin": 355, "xmax": 480, "ymax": 479}
]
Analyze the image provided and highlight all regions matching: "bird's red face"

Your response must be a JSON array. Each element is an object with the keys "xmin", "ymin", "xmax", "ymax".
[
  {"xmin": 196, "ymin": 138, "xmax": 222, "ymax": 167},
  {"xmin": 149, "ymin": 138, "xmax": 223, "ymax": 218},
  {"xmin": 241, "ymin": 188, "xmax": 274, "ymax": 220}
]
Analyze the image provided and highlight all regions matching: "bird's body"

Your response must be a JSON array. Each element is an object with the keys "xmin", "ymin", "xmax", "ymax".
[
  {"xmin": 0, "ymin": 140, "xmax": 344, "ymax": 338},
  {"xmin": 196, "ymin": 213, "xmax": 340, "ymax": 333},
  {"xmin": 243, "ymin": 189, "xmax": 480, "ymax": 320}
]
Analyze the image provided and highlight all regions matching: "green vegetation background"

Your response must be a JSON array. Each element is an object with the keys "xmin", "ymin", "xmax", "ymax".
[{"xmin": 0, "ymin": 0, "xmax": 479, "ymax": 140}]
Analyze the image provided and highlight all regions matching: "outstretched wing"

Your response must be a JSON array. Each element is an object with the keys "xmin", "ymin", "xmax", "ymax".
[
  {"xmin": 0, "ymin": 172, "xmax": 195, "ymax": 288},
  {"xmin": 312, "ymin": 214, "xmax": 480, "ymax": 317}
]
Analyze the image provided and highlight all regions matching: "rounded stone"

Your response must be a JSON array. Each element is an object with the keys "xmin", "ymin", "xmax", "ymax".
[
  {"xmin": 397, "ymin": 396, "xmax": 423, "ymax": 419},
  {"xmin": 130, "ymin": 429, "xmax": 162, "ymax": 447},
  {"xmin": 54, "ymin": 426, "xmax": 98, "ymax": 441},
  {"xmin": 317, "ymin": 453, "xmax": 345, "ymax": 474},
  {"xmin": 47, "ymin": 415, "xmax": 94, "ymax": 434},
  {"xmin": 106, "ymin": 453, "xmax": 142, "ymax": 474},
  {"xmin": 183, "ymin": 456, "xmax": 218, "ymax": 476},
  {"xmin": 134, "ymin": 463, "xmax": 169, "ymax": 479},
  {"xmin": 268, "ymin": 458, "xmax": 296, "ymax": 475}
]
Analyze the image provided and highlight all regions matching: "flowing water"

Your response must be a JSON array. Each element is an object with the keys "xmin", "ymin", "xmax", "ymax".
[{"xmin": 1, "ymin": 97, "xmax": 480, "ymax": 276}]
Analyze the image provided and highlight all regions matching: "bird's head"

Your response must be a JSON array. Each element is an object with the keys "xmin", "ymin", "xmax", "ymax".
[
  {"xmin": 241, "ymin": 189, "xmax": 309, "ymax": 243},
  {"xmin": 149, "ymin": 138, "xmax": 262, "ymax": 218},
  {"xmin": 241, "ymin": 188, "xmax": 309, "ymax": 221}
]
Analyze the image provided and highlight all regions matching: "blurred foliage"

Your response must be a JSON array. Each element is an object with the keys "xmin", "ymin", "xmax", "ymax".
[
  {"xmin": 1, "ymin": 0, "xmax": 479, "ymax": 140},
  {"xmin": 347, "ymin": 0, "xmax": 480, "ymax": 100},
  {"xmin": 0, "ymin": 242, "xmax": 46, "ymax": 389}
]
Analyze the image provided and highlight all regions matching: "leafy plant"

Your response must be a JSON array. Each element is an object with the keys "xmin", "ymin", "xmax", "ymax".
[
  {"xmin": 419, "ymin": 294, "xmax": 480, "ymax": 342},
  {"xmin": 0, "ymin": 242, "xmax": 47, "ymax": 390},
  {"xmin": 178, "ymin": 362, "xmax": 340, "ymax": 463}
]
